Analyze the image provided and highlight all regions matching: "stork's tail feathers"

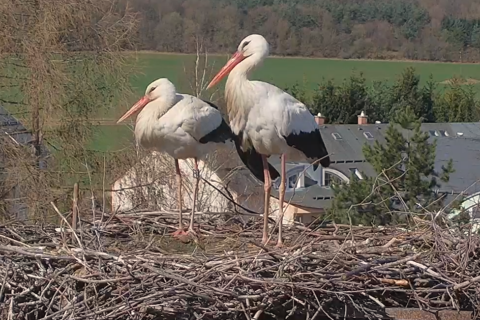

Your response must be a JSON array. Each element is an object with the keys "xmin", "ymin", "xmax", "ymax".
[
  {"xmin": 313, "ymin": 153, "xmax": 330, "ymax": 170},
  {"xmin": 283, "ymin": 128, "xmax": 330, "ymax": 169},
  {"xmin": 232, "ymin": 134, "xmax": 280, "ymax": 183}
]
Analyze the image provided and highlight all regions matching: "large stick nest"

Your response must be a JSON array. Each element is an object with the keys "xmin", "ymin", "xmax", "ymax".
[{"xmin": 0, "ymin": 211, "xmax": 479, "ymax": 319}]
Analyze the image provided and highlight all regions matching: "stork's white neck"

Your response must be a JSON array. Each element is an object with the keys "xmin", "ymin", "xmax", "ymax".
[
  {"xmin": 135, "ymin": 93, "xmax": 179, "ymax": 149},
  {"xmin": 225, "ymin": 53, "xmax": 264, "ymax": 134},
  {"xmin": 137, "ymin": 92, "xmax": 177, "ymax": 123},
  {"xmin": 228, "ymin": 52, "xmax": 264, "ymax": 83}
]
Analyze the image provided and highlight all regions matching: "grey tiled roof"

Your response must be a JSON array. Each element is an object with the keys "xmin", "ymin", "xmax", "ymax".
[
  {"xmin": 1, "ymin": 105, "xmax": 50, "ymax": 220},
  {"xmin": 265, "ymin": 122, "xmax": 480, "ymax": 210},
  {"xmin": 0, "ymin": 105, "xmax": 50, "ymax": 157},
  {"xmin": 0, "ymin": 107, "xmax": 30, "ymax": 144}
]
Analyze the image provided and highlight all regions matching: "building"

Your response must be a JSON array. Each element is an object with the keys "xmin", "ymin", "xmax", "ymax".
[
  {"xmin": 268, "ymin": 112, "xmax": 480, "ymax": 224},
  {"xmin": 0, "ymin": 105, "xmax": 50, "ymax": 220},
  {"xmin": 111, "ymin": 145, "xmax": 272, "ymax": 216},
  {"xmin": 111, "ymin": 111, "xmax": 480, "ymax": 226}
]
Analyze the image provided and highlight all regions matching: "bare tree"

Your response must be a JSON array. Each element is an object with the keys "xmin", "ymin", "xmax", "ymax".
[
  {"xmin": 0, "ymin": 0, "xmax": 138, "ymax": 222},
  {"xmin": 181, "ymin": 35, "xmax": 220, "ymax": 101}
]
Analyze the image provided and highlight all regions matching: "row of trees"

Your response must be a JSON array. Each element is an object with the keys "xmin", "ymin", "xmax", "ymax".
[
  {"xmin": 285, "ymin": 67, "xmax": 480, "ymax": 125},
  {"xmin": 127, "ymin": 0, "xmax": 480, "ymax": 61}
]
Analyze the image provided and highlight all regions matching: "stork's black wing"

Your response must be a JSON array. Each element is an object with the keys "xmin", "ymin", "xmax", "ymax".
[{"xmin": 232, "ymin": 132, "xmax": 280, "ymax": 183}]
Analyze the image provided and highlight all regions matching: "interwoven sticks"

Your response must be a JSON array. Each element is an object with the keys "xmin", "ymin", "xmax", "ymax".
[{"xmin": 0, "ymin": 212, "xmax": 479, "ymax": 320}]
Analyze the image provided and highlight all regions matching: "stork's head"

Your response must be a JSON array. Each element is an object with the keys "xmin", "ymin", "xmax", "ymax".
[
  {"xmin": 144, "ymin": 78, "xmax": 176, "ymax": 101},
  {"xmin": 236, "ymin": 34, "xmax": 269, "ymax": 59},
  {"xmin": 207, "ymin": 34, "xmax": 269, "ymax": 89},
  {"xmin": 117, "ymin": 78, "xmax": 176, "ymax": 124}
]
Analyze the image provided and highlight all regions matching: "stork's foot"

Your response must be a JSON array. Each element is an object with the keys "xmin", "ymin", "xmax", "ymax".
[
  {"xmin": 187, "ymin": 227, "xmax": 205, "ymax": 249},
  {"xmin": 275, "ymin": 241, "xmax": 285, "ymax": 248},
  {"xmin": 261, "ymin": 236, "xmax": 272, "ymax": 247},
  {"xmin": 187, "ymin": 227, "xmax": 196, "ymax": 235},
  {"xmin": 172, "ymin": 228, "xmax": 190, "ymax": 243},
  {"xmin": 172, "ymin": 228, "xmax": 187, "ymax": 238},
  {"xmin": 187, "ymin": 226, "xmax": 203, "ymax": 238}
]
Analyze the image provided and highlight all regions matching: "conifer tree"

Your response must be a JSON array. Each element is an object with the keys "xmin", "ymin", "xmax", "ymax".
[{"xmin": 329, "ymin": 106, "xmax": 454, "ymax": 226}]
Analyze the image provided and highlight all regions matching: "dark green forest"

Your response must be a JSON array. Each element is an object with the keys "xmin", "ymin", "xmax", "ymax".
[{"xmin": 124, "ymin": 0, "xmax": 480, "ymax": 61}]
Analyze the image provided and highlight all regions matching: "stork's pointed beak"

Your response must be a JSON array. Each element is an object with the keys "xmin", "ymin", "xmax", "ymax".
[
  {"xmin": 116, "ymin": 96, "xmax": 150, "ymax": 124},
  {"xmin": 207, "ymin": 52, "xmax": 246, "ymax": 89}
]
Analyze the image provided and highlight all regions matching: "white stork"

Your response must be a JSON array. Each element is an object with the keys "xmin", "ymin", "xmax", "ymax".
[
  {"xmin": 207, "ymin": 34, "xmax": 331, "ymax": 247},
  {"xmin": 116, "ymin": 78, "xmax": 279, "ymax": 238}
]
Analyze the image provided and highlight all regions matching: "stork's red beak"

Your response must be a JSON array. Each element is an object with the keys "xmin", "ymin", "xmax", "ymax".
[
  {"xmin": 207, "ymin": 52, "xmax": 246, "ymax": 89},
  {"xmin": 116, "ymin": 96, "xmax": 150, "ymax": 124}
]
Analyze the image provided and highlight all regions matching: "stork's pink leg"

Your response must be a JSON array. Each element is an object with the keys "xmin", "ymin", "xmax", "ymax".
[
  {"xmin": 276, "ymin": 154, "xmax": 286, "ymax": 248},
  {"xmin": 188, "ymin": 158, "xmax": 200, "ymax": 233},
  {"xmin": 172, "ymin": 159, "xmax": 187, "ymax": 237},
  {"xmin": 261, "ymin": 155, "xmax": 272, "ymax": 246}
]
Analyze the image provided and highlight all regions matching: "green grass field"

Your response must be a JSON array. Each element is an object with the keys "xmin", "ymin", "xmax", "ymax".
[
  {"xmin": 88, "ymin": 125, "xmax": 134, "ymax": 152},
  {"xmin": 92, "ymin": 53, "xmax": 480, "ymax": 151},
  {"xmin": 128, "ymin": 53, "xmax": 480, "ymax": 95}
]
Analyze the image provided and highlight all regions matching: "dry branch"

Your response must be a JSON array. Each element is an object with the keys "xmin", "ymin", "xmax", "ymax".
[{"xmin": 0, "ymin": 209, "xmax": 479, "ymax": 320}]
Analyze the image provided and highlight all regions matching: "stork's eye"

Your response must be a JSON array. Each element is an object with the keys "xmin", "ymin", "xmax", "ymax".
[
  {"xmin": 149, "ymin": 86, "xmax": 156, "ymax": 93},
  {"xmin": 241, "ymin": 41, "xmax": 251, "ymax": 50}
]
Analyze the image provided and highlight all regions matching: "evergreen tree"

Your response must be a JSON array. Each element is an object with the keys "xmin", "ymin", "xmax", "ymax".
[
  {"xmin": 434, "ymin": 76, "xmax": 480, "ymax": 122},
  {"xmin": 386, "ymin": 67, "xmax": 436, "ymax": 122},
  {"xmin": 284, "ymin": 77, "xmax": 311, "ymax": 105},
  {"xmin": 287, "ymin": 67, "xmax": 478, "ymax": 125},
  {"xmin": 366, "ymin": 80, "xmax": 391, "ymax": 123},
  {"xmin": 329, "ymin": 107, "xmax": 455, "ymax": 226},
  {"xmin": 311, "ymin": 72, "xmax": 370, "ymax": 124},
  {"xmin": 471, "ymin": 24, "xmax": 480, "ymax": 48}
]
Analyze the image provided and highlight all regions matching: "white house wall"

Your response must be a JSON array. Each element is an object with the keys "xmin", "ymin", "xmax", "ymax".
[
  {"xmin": 111, "ymin": 148, "xmax": 271, "ymax": 217},
  {"xmin": 111, "ymin": 152, "xmax": 172, "ymax": 212},
  {"xmin": 448, "ymin": 192, "xmax": 480, "ymax": 233}
]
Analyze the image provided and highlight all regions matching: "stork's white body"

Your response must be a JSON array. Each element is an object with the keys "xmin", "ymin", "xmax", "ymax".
[
  {"xmin": 117, "ymin": 78, "xmax": 234, "ymax": 239},
  {"xmin": 227, "ymin": 80, "xmax": 319, "ymax": 162},
  {"xmin": 135, "ymin": 93, "xmax": 228, "ymax": 159}
]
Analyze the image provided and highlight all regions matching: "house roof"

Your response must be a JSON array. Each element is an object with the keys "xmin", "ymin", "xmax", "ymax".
[
  {"xmin": 267, "ymin": 122, "xmax": 480, "ymax": 210},
  {"xmin": 0, "ymin": 106, "xmax": 31, "ymax": 145},
  {"xmin": 1, "ymin": 105, "xmax": 51, "ymax": 220},
  {"xmin": 0, "ymin": 105, "xmax": 50, "ymax": 165}
]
